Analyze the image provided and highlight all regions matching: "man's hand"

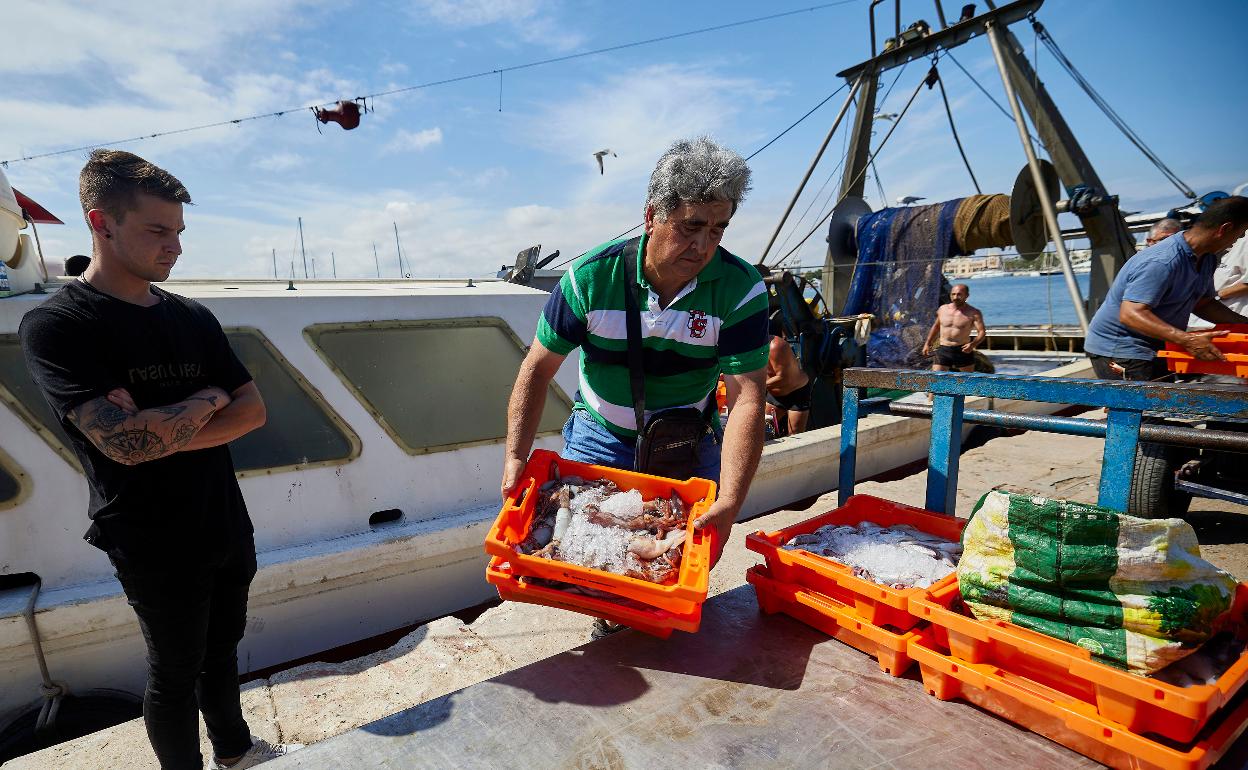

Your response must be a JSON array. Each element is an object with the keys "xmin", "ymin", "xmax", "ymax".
[
  {"xmin": 106, "ymin": 388, "xmax": 137, "ymax": 413},
  {"xmin": 692, "ymin": 497, "xmax": 738, "ymax": 566},
  {"xmin": 960, "ymin": 342, "xmax": 974, "ymax": 354},
  {"xmin": 922, "ymin": 342, "xmax": 932, "ymax": 356},
  {"xmin": 1182, "ymin": 330, "xmax": 1229, "ymax": 362},
  {"xmin": 501, "ymin": 455, "xmax": 527, "ymax": 501}
]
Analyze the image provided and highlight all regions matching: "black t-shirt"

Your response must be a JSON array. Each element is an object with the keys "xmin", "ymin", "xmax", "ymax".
[{"xmin": 19, "ymin": 280, "xmax": 254, "ymax": 566}]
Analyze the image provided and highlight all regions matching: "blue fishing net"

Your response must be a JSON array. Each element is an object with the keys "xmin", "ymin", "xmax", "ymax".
[{"xmin": 845, "ymin": 200, "xmax": 963, "ymax": 368}]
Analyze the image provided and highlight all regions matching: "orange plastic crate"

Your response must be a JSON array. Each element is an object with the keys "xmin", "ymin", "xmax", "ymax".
[
  {"xmin": 486, "ymin": 557, "xmax": 700, "ymax": 638},
  {"xmin": 745, "ymin": 494, "xmax": 965, "ymax": 631},
  {"xmin": 909, "ymin": 578, "xmax": 1248, "ymax": 744},
  {"xmin": 1160, "ymin": 325, "xmax": 1248, "ymax": 378},
  {"xmin": 747, "ymin": 564, "xmax": 918, "ymax": 676},
  {"xmin": 909, "ymin": 631, "xmax": 1248, "ymax": 770},
  {"xmin": 484, "ymin": 449, "xmax": 717, "ymax": 616},
  {"xmin": 1157, "ymin": 349, "xmax": 1248, "ymax": 378}
]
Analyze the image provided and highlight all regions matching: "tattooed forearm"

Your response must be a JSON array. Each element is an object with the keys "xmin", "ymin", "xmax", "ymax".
[
  {"xmin": 68, "ymin": 390, "xmax": 227, "ymax": 465},
  {"xmin": 80, "ymin": 402, "xmax": 131, "ymax": 432},
  {"xmin": 100, "ymin": 425, "xmax": 169, "ymax": 465},
  {"xmin": 146, "ymin": 404, "xmax": 190, "ymax": 422}
]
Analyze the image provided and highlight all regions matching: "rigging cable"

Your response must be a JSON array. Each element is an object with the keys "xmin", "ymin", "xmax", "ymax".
[
  {"xmin": 548, "ymin": 80, "xmax": 852, "ymax": 271},
  {"xmin": 946, "ymin": 50, "xmax": 1046, "ymax": 151},
  {"xmin": 769, "ymin": 59, "xmax": 936, "ymax": 267},
  {"xmin": 1, "ymin": 1, "xmax": 859, "ymax": 166},
  {"xmin": 1031, "ymin": 18, "xmax": 1196, "ymax": 199},
  {"xmin": 877, "ymin": 60, "xmax": 910, "ymax": 109},
  {"xmin": 934, "ymin": 67, "xmax": 982, "ymax": 194}
]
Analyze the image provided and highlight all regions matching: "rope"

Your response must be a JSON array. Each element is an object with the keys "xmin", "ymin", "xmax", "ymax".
[
  {"xmin": 548, "ymin": 80, "xmax": 852, "ymax": 271},
  {"xmin": 1, "ymin": 1, "xmax": 858, "ymax": 166},
  {"xmin": 935, "ymin": 68, "xmax": 981, "ymax": 194},
  {"xmin": 1031, "ymin": 18, "xmax": 1196, "ymax": 200},
  {"xmin": 23, "ymin": 577, "xmax": 68, "ymax": 735},
  {"xmin": 770, "ymin": 59, "xmax": 936, "ymax": 267}
]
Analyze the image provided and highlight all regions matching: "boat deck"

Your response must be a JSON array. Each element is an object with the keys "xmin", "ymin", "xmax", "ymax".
[{"xmin": 9, "ymin": 429, "xmax": 1248, "ymax": 769}]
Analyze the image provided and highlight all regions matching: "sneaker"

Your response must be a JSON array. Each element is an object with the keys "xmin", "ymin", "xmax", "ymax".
[
  {"xmin": 590, "ymin": 618, "xmax": 625, "ymax": 640},
  {"xmin": 210, "ymin": 737, "xmax": 305, "ymax": 769}
]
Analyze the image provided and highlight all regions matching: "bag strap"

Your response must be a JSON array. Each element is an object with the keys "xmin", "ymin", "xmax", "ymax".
[{"xmin": 621, "ymin": 237, "xmax": 647, "ymax": 467}]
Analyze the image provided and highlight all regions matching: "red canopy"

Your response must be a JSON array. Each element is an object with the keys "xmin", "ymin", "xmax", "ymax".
[{"xmin": 12, "ymin": 188, "xmax": 64, "ymax": 225}]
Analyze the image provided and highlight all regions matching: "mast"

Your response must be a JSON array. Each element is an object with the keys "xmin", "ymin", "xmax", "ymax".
[
  {"xmin": 393, "ymin": 222, "xmax": 405, "ymax": 277},
  {"xmin": 298, "ymin": 217, "xmax": 308, "ymax": 279},
  {"xmin": 372, "ymin": 242, "xmax": 381, "ymax": 278},
  {"xmin": 271, "ymin": 248, "xmax": 278, "ymax": 279},
  {"xmin": 331, "ymin": 250, "xmax": 337, "ymax": 278}
]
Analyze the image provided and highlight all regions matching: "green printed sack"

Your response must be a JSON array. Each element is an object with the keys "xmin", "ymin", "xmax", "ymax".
[{"xmin": 958, "ymin": 489, "xmax": 1237, "ymax": 675}]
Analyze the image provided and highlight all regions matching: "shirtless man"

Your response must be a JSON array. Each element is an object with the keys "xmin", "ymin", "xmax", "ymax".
[
  {"xmin": 765, "ymin": 318, "xmax": 811, "ymax": 434},
  {"xmin": 922, "ymin": 283, "xmax": 986, "ymax": 372}
]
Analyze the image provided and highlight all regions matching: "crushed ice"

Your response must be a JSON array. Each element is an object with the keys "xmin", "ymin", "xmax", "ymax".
[{"xmin": 783, "ymin": 522, "xmax": 961, "ymax": 589}]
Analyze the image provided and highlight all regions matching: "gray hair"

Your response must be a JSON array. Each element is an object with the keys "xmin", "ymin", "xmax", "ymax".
[
  {"xmin": 1149, "ymin": 218, "xmax": 1182, "ymax": 240},
  {"xmin": 644, "ymin": 136, "xmax": 752, "ymax": 222}
]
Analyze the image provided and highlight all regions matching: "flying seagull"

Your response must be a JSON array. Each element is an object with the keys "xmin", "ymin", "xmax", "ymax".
[
  {"xmin": 896, "ymin": 195, "xmax": 925, "ymax": 206},
  {"xmin": 593, "ymin": 149, "xmax": 616, "ymax": 175}
]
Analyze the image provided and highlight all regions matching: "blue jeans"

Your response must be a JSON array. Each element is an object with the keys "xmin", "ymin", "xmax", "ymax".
[{"xmin": 560, "ymin": 408, "xmax": 721, "ymax": 482}]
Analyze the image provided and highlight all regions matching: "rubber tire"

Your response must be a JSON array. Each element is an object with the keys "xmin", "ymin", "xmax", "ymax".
[{"xmin": 1129, "ymin": 441, "xmax": 1193, "ymax": 519}]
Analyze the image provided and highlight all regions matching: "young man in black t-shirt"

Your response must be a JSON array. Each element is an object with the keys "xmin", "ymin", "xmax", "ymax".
[{"xmin": 19, "ymin": 150, "xmax": 299, "ymax": 769}]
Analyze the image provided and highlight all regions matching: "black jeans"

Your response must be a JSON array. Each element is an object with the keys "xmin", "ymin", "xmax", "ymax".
[
  {"xmin": 110, "ymin": 540, "xmax": 258, "ymax": 770},
  {"xmin": 1087, "ymin": 353, "xmax": 1168, "ymax": 382}
]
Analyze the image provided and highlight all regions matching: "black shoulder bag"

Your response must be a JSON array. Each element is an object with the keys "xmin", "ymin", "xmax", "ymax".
[{"xmin": 622, "ymin": 242, "xmax": 713, "ymax": 480}]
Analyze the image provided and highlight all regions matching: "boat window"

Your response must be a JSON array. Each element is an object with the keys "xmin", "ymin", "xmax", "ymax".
[
  {"xmin": 306, "ymin": 318, "xmax": 573, "ymax": 455},
  {"xmin": 0, "ymin": 334, "xmax": 81, "ymax": 470},
  {"xmin": 0, "ymin": 448, "xmax": 25, "ymax": 509},
  {"xmin": 0, "ymin": 330, "xmax": 358, "ymax": 476},
  {"xmin": 223, "ymin": 329, "xmax": 359, "ymax": 475}
]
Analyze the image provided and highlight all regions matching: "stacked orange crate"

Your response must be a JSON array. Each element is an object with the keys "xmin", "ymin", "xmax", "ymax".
[
  {"xmin": 484, "ymin": 449, "xmax": 717, "ymax": 637},
  {"xmin": 746, "ymin": 495, "xmax": 967, "ymax": 677},
  {"xmin": 905, "ymin": 579, "xmax": 1248, "ymax": 769}
]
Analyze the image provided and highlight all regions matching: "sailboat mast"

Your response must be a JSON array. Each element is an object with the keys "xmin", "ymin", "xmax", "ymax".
[
  {"xmin": 271, "ymin": 248, "xmax": 277, "ymax": 279},
  {"xmin": 372, "ymin": 242, "xmax": 381, "ymax": 278},
  {"xmin": 393, "ymin": 222, "xmax": 405, "ymax": 278},
  {"xmin": 298, "ymin": 217, "xmax": 309, "ymax": 279},
  {"xmin": 331, "ymin": 250, "xmax": 337, "ymax": 278}
]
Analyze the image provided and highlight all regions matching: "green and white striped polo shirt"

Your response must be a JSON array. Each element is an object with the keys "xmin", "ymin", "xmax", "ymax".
[{"xmin": 536, "ymin": 235, "xmax": 769, "ymax": 438}]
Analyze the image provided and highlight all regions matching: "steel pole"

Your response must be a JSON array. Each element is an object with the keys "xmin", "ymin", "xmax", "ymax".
[
  {"xmin": 760, "ymin": 77, "xmax": 862, "ymax": 264},
  {"xmin": 986, "ymin": 20, "xmax": 1090, "ymax": 333}
]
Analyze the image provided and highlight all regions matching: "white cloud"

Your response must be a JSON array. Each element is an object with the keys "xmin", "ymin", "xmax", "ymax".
[
  {"xmin": 383, "ymin": 127, "xmax": 444, "ymax": 154},
  {"xmin": 512, "ymin": 63, "xmax": 777, "ymax": 203},
  {"xmin": 255, "ymin": 152, "xmax": 307, "ymax": 172},
  {"xmin": 410, "ymin": 0, "xmax": 542, "ymax": 27},
  {"xmin": 404, "ymin": 0, "xmax": 584, "ymax": 51}
]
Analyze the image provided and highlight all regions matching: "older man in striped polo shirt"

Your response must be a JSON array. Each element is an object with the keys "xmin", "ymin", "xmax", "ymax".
[{"xmin": 502, "ymin": 137, "xmax": 769, "ymax": 567}]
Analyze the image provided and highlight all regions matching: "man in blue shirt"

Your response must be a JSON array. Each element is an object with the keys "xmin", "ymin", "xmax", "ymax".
[{"xmin": 1084, "ymin": 196, "xmax": 1248, "ymax": 380}]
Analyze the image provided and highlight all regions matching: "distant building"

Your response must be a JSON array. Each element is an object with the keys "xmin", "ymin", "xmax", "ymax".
[{"xmin": 945, "ymin": 254, "xmax": 1002, "ymax": 276}]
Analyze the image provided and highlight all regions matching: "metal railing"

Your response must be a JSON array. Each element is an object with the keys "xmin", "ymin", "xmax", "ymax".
[{"xmin": 838, "ymin": 368, "xmax": 1248, "ymax": 515}]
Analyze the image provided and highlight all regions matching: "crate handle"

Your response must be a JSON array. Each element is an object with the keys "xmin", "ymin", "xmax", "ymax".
[
  {"xmin": 501, "ymin": 476, "xmax": 539, "ymax": 544},
  {"xmin": 793, "ymin": 586, "xmax": 852, "ymax": 617}
]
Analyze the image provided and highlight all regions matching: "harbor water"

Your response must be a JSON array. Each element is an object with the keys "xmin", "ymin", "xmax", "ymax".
[{"xmin": 956, "ymin": 271, "xmax": 1092, "ymax": 326}]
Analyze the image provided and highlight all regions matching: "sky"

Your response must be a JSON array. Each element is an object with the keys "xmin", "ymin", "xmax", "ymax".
[{"xmin": 3, "ymin": 0, "xmax": 1247, "ymax": 280}]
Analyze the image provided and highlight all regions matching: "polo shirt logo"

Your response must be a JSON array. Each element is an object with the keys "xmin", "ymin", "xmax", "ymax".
[{"xmin": 687, "ymin": 309, "xmax": 709, "ymax": 339}]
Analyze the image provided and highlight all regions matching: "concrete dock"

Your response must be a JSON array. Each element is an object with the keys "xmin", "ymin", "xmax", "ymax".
[{"xmin": 7, "ymin": 429, "xmax": 1248, "ymax": 768}]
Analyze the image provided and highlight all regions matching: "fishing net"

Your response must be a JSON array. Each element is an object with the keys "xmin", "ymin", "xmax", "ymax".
[{"xmin": 845, "ymin": 199, "xmax": 963, "ymax": 368}]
